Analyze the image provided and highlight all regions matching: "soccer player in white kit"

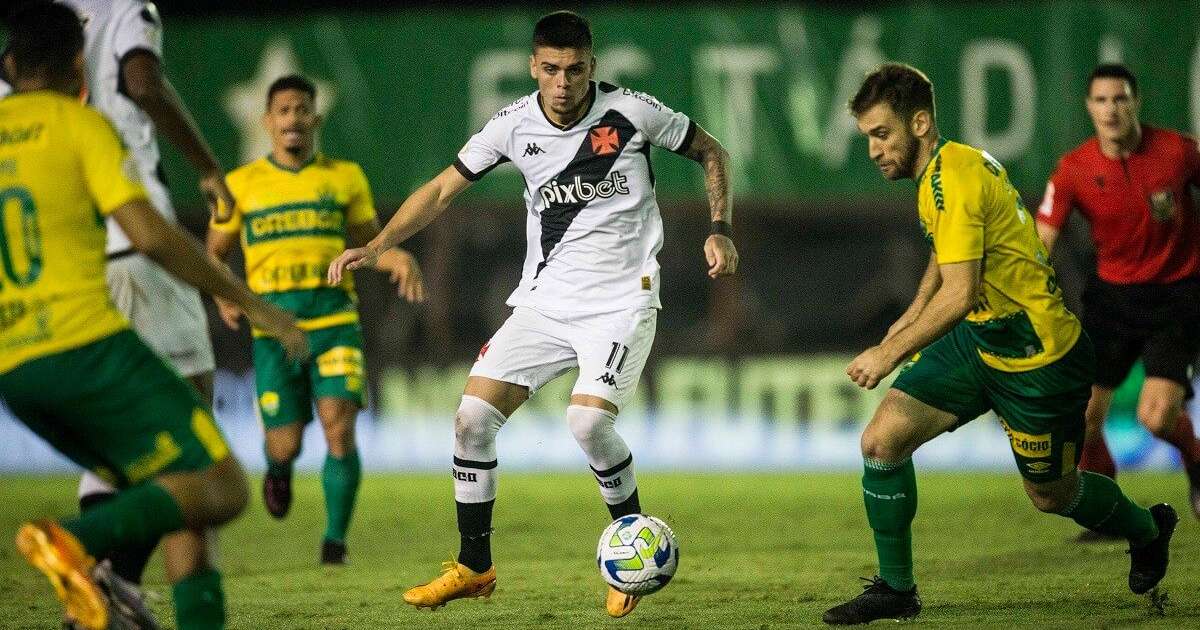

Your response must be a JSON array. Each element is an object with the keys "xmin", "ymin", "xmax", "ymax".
[
  {"xmin": 328, "ymin": 11, "xmax": 736, "ymax": 617},
  {"xmin": 2, "ymin": 0, "xmax": 234, "ymax": 610}
]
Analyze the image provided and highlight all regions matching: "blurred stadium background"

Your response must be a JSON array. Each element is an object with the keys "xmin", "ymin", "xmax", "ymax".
[{"xmin": 3, "ymin": 0, "xmax": 1200, "ymax": 475}]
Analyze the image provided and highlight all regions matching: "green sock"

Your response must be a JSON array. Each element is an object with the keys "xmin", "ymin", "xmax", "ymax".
[
  {"xmin": 61, "ymin": 482, "xmax": 184, "ymax": 559},
  {"xmin": 862, "ymin": 457, "xmax": 918, "ymax": 591},
  {"xmin": 172, "ymin": 568, "xmax": 225, "ymax": 630},
  {"xmin": 1063, "ymin": 471, "xmax": 1158, "ymax": 545},
  {"xmin": 266, "ymin": 457, "xmax": 293, "ymax": 479},
  {"xmin": 322, "ymin": 450, "xmax": 362, "ymax": 543}
]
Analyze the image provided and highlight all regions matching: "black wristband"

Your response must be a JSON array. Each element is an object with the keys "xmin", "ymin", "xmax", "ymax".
[{"xmin": 710, "ymin": 220, "xmax": 733, "ymax": 237}]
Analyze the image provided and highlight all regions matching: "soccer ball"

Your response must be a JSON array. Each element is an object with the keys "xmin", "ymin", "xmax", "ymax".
[{"xmin": 596, "ymin": 514, "xmax": 679, "ymax": 596}]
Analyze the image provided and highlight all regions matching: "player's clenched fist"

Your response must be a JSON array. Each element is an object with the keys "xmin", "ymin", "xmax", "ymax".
[
  {"xmin": 328, "ymin": 246, "xmax": 379, "ymax": 285},
  {"xmin": 705, "ymin": 234, "xmax": 738, "ymax": 278},
  {"xmin": 846, "ymin": 345, "xmax": 901, "ymax": 390}
]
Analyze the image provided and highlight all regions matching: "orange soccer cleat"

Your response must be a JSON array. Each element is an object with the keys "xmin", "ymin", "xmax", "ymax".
[
  {"xmin": 402, "ymin": 560, "xmax": 496, "ymax": 610},
  {"xmin": 15, "ymin": 520, "xmax": 108, "ymax": 630}
]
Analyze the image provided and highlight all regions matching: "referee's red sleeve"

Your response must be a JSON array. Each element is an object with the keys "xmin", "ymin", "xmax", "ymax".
[{"xmin": 1036, "ymin": 160, "xmax": 1073, "ymax": 230}]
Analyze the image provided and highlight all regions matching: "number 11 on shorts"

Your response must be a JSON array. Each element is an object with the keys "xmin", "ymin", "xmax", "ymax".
[{"xmin": 606, "ymin": 342, "xmax": 630, "ymax": 374}]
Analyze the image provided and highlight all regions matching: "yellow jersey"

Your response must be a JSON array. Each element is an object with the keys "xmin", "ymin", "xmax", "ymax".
[
  {"xmin": 0, "ymin": 91, "xmax": 144, "ymax": 374},
  {"xmin": 917, "ymin": 139, "xmax": 1080, "ymax": 372},
  {"xmin": 211, "ymin": 154, "xmax": 376, "ymax": 334}
]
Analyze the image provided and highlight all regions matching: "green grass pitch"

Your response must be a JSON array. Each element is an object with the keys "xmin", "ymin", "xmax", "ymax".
[{"xmin": 1, "ymin": 472, "xmax": 1196, "ymax": 628}]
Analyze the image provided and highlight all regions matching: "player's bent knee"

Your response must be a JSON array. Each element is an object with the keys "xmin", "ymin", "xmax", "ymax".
[
  {"xmin": 567, "ymin": 404, "xmax": 617, "ymax": 443},
  {"xmin": 1137, "ymin": 403, "xmax": 1177, "ymax": 438},
  {"xmin": 265, "ymin": 425, "xmax": 303, "ymax": 462},
  {"xmin": 204, "ymin": 456, "xmax": 249, "ymax": 525},
  {"xmin": 454, "ymin": 395, "xmax": 507, "ymax": 457},
  {"xmin": 859, "ymin": 427, "xmax": 908, "ymax": 463}
]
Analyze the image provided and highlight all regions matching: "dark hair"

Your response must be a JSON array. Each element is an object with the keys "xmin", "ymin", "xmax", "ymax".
[
  {"xmin": 266, "ymin": 74, "xmax": 316, "ymax": 109},
  {"xmin": 849, "ymin": 63, "xmax": 936, "ymax": 123},
  {"xmin": 3, "ymin": 1, "xmax": 84, "ymax": 82},
  {"xmin": 533, "ymin": 11, "xmax": 592, "ymax": 51},
  {"xmin": 1087, "ymin": 63, "xmax": 1138, "ymax": 98}
]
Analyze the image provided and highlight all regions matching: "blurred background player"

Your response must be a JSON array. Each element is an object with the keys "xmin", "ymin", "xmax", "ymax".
[
  {"xmin": 826, "ymin": 63, "xmax": 1175, "ymax": 625},
  {"xmin": 0, "ymin": 3, "xmax": 306, "ymax": 628},
  {"xmin": 1036, "ymin": 63, "xmax": 1200, "ymax": 525},
  {"xmin": 207, "ymin": 74, "xmax": 425, "ymax": 565},
  {"xmin": 1, "ymin": 0, "xmax": 239, "ymax": 596},
  {"xmin": 328, "ymin": 10, "xmax": 736, "ymax": 618}
]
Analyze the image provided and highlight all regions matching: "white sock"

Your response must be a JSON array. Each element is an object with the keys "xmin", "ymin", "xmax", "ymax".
[{"xmin": 567, "ymin": 404, "xmax": 637, "ymax": 505}]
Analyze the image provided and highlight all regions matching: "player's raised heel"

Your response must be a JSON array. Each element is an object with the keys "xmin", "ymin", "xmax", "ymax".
[
  {"xmin": 15, "ymin": 520, "xmax": 108, "ymax": 630},
  {"xmin": 402, "ymin": 561, "xmax": 497, "ymax": 610},
  {"xmin": 606, "ymin": 586, "xmax": 640, "ymax": 618}
]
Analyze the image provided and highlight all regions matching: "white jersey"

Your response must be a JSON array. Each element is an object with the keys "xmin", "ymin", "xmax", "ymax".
[
  {"xmin": 455, "ymin": 81, "xmax": 695, "ymax": 314},
  {"xmin": 67, "ymin": 0, "xmax": 172, "ymax": 254}
]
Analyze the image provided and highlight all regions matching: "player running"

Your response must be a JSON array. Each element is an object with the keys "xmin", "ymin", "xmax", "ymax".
[
  {"xmin": 2, "ymin": 0, "xmax": 238, "ymax": 605},
  {"xmin": 1036, "ymin": 63, "xmax": 1200, "ymax": 522},
  {"xmin": 207, "ymin": 74, "xmax": 425, "ymax": 565},
  {"xmin": 0, "ymin": 4, "xmax": 306, "ymax": 629},
  {"xmin": 823, "ymin": 64, "xmax": 1176, "ymax": 625},
  {"xmin": 328, "ymin": 10, "xmax": 735, "ymax": 618}
]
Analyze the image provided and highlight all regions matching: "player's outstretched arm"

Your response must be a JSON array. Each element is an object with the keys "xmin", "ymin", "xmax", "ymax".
[
  {"xmin": 883, "ymin": 252, "xmax": 942, "ymax": 343},
  {"xmin": 847, "ymin": 259, "xmax": 980, "ymax": 389},
  {"xmin": 114, "ymin": 199, "xmax": 308, "ymax": 360},
  {"xmin": 328, "ymin": 165, "xmax": 471, "ymax": 284},
  {"xmin": 205, "ymin": 227, "xmax": 248, "ymax": 330},
  {"xmin": 121, "ymin": 51, "xmax": 235, "ymax": 222},
  {"xmin": 345, "ymin": 220, "xmax": 426, "ymax": 303},
  {"xmin": 681, "ymin": 126, "xmax": 737, "ymax": 278}
]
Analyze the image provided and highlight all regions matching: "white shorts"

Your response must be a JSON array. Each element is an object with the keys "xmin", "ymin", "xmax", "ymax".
[
  {"xmin": 470, "ymin": 306, "xmax": 657, "ymax": 412},
  {"xmin": 107, "ymin": 254, "xmax": 216, "ymax": 378}
]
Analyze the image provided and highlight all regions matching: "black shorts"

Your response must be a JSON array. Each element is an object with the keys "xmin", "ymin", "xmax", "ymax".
[{"xmin": 1081, "ymin": 276, "xmax": 1200, "ymax": 394}]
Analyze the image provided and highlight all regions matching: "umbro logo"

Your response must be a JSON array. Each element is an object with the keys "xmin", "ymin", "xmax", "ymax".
[
  {"xmin": 595, "ymin": 372, "xmax": 617, "ymax": 386},
  {"xmin": 523, "ymin": 143, "xmax": 545, "ymax": 157}
]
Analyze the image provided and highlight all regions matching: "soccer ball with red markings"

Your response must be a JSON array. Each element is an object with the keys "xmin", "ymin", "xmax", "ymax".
[{"xmin": 596, "ymin": 514, "xmax": 679, "ymax": 595}]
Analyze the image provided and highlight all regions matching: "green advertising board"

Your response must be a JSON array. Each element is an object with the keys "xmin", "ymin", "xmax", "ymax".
[{"xmin": 155, "ymin": 2, "xmax": 1200, "ymax": 207}]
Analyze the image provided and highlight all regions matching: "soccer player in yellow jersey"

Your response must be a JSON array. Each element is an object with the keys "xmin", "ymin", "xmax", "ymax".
[
  {"xmin": 207, "ymin": 74, "xmax": 424, "ymax": 565},
  {"xmin": 822, "ymin": 64, "xmax": 1176, "ymax": 625},
  {"xmin": 0, "ymin": 4, "xmax": 306, "ymax": 629}
]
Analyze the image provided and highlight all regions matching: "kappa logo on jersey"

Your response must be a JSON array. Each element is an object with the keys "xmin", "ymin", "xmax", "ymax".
[
  {"xmin": 538, "ymin": 171, "xmax": 629, "ymax": 206},
  {"xmin": 595, "ymin": 372, "xmax": 617, "ymax": 386},
  {"xmin": 590, "ymin": 126, "xmax": 620, "ymax": 155},
  {"xmin": 476, "ymin": 341, "xmax": 490, "ymax": 361},
  {"xmin": 523, "ymin": 142, "xmax": 545, "ymax": 157}
]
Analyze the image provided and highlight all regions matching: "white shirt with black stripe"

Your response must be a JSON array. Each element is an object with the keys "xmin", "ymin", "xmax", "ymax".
[{"xmin": 455, "ymin": 81, "xmax": 695, "ymax": 315}]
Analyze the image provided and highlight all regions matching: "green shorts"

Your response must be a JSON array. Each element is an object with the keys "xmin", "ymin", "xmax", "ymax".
[
  {"xmin": 0, "ymin": 329, "xmax": 229, "ymax": 487},
  {"xmin": 892, "ymin": 323, "xmax": 1095, "ymax": 482},
  {"xmin": 253, "ymin": 323, "xmax": 365, "ymax": 429}
]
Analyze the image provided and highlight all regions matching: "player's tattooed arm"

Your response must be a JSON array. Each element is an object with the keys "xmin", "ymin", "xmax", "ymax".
[
  {"xmin": 329, "ymin": 165, "xmax": 471, "ymax": 284},
  {"xmin": 682, "ymin": 126, "xmax": 738, "ymax": 278},
  {"xmin": 682, "ymin": 126, "xmax": 732, "ymax": 226},
  {"xmin": 883, "ymin": 252, "xmax": 941, "ymax": 343}
]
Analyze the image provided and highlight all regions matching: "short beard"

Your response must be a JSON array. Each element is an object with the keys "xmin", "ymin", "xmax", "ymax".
[{"xmin": 893, "ymin": 133, "xmax": 920, "ymax": 180}]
